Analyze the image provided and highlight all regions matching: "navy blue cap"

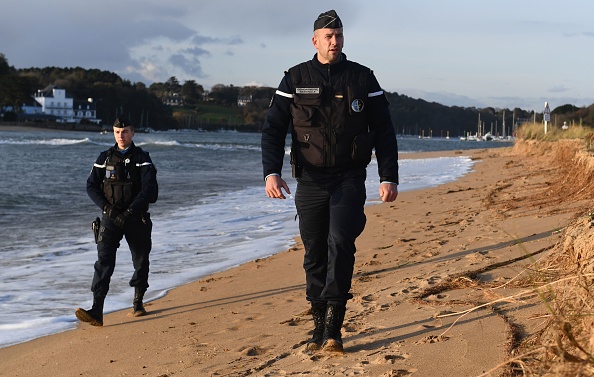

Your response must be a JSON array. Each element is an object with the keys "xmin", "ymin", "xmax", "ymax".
[{"xmin": 314, "ymin": 10, "xmax": 342, "ymax": 31}]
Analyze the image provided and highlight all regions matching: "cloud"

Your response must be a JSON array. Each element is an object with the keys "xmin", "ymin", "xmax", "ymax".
[
  {"xmin": 168, "ymin": 54, "xmax": 206, "ymax": 78},
  {"xmin": 548, "ymin": 85, "xmax": 570, "ymax": 93}
]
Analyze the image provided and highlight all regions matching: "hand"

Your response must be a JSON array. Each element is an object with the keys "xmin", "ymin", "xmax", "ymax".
[
  {"xmin": 265, "ymin": 175, "xmax": 291, "ymax": 199},
  {"xmin": 114, "ymin": 210, "xmax": 132, "ymax": 229},
  {"xmin": 379, "ymin": 182, "xmax": 398, "ymax": 203},
  {"xmin": 103, "ymin": 204, "xmax": 117, "ymax": 218}
]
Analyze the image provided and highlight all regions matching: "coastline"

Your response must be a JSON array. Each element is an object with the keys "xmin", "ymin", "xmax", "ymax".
[
  {"xmin": 0, "ymin": 145, "xmax": 581, "ymax": 376},
  {"xmin": 0, "ymin": 122, "xmax": 103, "ymax": 133}
]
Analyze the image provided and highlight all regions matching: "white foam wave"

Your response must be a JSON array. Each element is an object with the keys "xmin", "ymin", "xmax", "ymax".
[{"xmin": 0, "ymin": 137, "xmax": 91, "ymax": 146}]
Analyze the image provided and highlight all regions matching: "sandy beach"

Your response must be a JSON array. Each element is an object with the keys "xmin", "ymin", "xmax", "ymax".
[{"xmin": 0, "ymin": 143, "xmax": 586, "ymax": 377}]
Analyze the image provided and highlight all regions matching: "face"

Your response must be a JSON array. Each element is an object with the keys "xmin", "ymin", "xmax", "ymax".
[
  {"xmin": 113, "ymin": 126, "xmax": 134, "ymax": 150},
  {"xmin": 312, "ymin": 27, "xmax": 344, "ymax": 64}
]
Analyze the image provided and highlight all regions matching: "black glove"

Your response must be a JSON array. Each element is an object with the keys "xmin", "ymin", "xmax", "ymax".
[
  {"xmin": 103, "ymin": 204, "xmax": 117, "ymax": 218},
  {"xmin": 114, "ymin": 210, "xmax": 132, "ymax": 229}
]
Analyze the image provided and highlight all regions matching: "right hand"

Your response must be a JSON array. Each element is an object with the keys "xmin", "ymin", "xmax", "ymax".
[
  {"xmin": 265, "ymin": 175, "xmax": 291, "ymax": 199},
  {"xmin": 103, "ymin": 204, "xmax": 118, "ymax": 218}
]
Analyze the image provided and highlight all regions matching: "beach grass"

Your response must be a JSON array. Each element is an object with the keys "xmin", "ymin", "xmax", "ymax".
[
  {"xmin": 517, "ymin": 122, "xmax": 594, "ymax": 142},
  {"xmin": 498, "ymin": 137, "xmax": 594, "ymax": 376}
]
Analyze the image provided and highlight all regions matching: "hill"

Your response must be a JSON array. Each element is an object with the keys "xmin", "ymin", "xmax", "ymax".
[{"xmin": 2, "ymin": 53, "xmax": 594, "ymax": 134}]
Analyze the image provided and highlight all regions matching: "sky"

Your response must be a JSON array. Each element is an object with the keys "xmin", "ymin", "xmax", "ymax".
[{"xmin": 1, "ymin": 1, "xmax": 593, "ymax": 112}]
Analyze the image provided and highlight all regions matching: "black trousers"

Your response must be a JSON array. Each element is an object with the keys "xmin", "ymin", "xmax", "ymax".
[
  {"xmin": 295, "ymin": 168, "xmax": 367, "ymax": 306},
  {"xmin": 91, "ymin": 213, "xmax": 152, "ymax": 299}
]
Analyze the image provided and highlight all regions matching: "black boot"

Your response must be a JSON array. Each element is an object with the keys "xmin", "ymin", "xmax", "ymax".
[
  {"xmin": 75, "ymin": 297, "xmax": 104, "ymax": 326},
  {"xmin": 305, "ymin": 302, "xmax": 327, "ymax": 351},
  {"xmin": 132, "ymin": 288, "xmax": 147, "ymax": 317},
  {"xmin": 322, "ymin": 304, "xmax": 346, "ymax": 353}
]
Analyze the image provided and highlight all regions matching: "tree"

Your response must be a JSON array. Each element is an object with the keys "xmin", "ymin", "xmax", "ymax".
[
  {"xmin": 164, "ymin": 76, "xmax": 181, "ymax": 94},
  {"xmin": 0, "ymin": 54, "xmax": 32, "ymax": 111},
  {"xmin": 181, "ymin": 80, "xmax": 204, "ymax": 105},
  {"xmin": 0, "ymin": 53, "xmax": 10, "ymax": 75},
  {"xmin": 209, "ymin": 84, "xmax": 239, "ymax": 105}
]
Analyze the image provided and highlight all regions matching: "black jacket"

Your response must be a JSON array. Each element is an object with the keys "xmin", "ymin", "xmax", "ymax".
[
  {"xmin": 87, "ymin": 142, "xmax": 158, "ymax": 214},
  {"xmin": 261, "ymin": 54, "xmax": 399, "ymax": 183}
]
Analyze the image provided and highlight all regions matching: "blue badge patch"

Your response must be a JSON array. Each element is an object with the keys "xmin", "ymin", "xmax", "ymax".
[{"xmin": 351, "ymin": 99, "xmax": 364, "ymax": 113}]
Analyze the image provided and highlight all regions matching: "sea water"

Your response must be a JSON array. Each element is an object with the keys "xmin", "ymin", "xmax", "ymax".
[{"xmin": 0, "ymin": 128, "xmax": 511, "ymax": 348}]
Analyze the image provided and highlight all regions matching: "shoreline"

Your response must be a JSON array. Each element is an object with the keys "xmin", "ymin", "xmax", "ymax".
[{"xmin": 0, "ymin": 145, "xmax": 578, "ymax": 376}]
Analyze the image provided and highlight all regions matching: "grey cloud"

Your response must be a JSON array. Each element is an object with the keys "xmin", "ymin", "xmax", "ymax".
[
  {"xmin": 548, "ymin": 85, "xmax": 570, "ymax": 93},
  {"xmin": 227, "ymin": 36, "xmax": 243, "ymax": 45},
  {"xmin": 191, "ymin": 34, "xmax": 244, "ymax": 46},
  {"xmin": 191, "ymin": 35, "xmax": 221, "ymax": 45},
  {"xmin": 168, "ymin": 53, "xmax": 206, "ymax": 78},
  {"xmin": 183, "ymin": 47, "xmax": 211, "ymax": 57}
]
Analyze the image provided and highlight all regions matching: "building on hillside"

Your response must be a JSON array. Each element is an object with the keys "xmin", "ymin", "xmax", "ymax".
[
  {"xmin": 19, "ymin": 98, "xmax": 43, "ymax": 115},
  {"xmin": 34, "ymin": 85, "xmax": 75, "ymax": 122},
  {"xmin": 162, "ymin": 93, "xmax": 184, "ymax": 106},
  {"xmin": 22, "ymin": 85, "xmax": 101, "ymax": 125},
  {"xmin": 237, "ymin": 95, "xmax": 252, "ymax": 106},
  {"xmin": 73, "ymin": 98, "xmax": 98, "ymax": 124}
]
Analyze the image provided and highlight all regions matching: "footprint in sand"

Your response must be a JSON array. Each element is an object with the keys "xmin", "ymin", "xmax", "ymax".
[
  {"xmin": 361, "ymin": 294, "xmax": 378, "ymax": 302},
  {"xmin": 237, "ymin": 345, "xmax": 267, "ymax": 356},
  {"xmin": 372, "ymin": 353, "xmax": 408, "ymax": 364},
  {"xmin": 381, "ymin": 370, "xmax": 416, "ymax": 377},
  {"xmin": 358, "ymin": 275, "xmax": 375, "ymax": 282},
  {"xmin": 416, "ymin": 335, "xmax": 450, "ymax": 344}
]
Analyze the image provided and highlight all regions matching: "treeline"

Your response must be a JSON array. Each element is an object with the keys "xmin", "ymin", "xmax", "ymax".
[{"xmin": 1, "ymin": 52, "xmax": 593, "ymax": 134}]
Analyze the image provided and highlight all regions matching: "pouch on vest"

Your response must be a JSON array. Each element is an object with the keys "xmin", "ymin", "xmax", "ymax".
[
  {"xmin": 351, "ymin": 130, "xmax": 376, "ymax": 164},
  {"xmin": 104, "ymin": 181, "xmax": 133, "ymax": 208},
  {"xmin": 347, "ymin": 86, "xmax": 368, "ymax": 116},
  {"xmin": 291, "ymin": 87, "xmax": 323, "ymax": 127}
]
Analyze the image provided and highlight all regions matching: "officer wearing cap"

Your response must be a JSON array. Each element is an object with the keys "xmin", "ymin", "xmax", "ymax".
[
  {"xmin": 76, "ymin": 115, "xmax": 158, "ymax": 326},
  {"xmin": 261, "ymin": 10, "xmax": 399, "ymax": 353}
]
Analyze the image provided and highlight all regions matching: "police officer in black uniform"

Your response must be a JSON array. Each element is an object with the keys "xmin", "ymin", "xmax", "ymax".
[
  {"xmin": 76, "ymin": 116, "xmax": 158, "ymax": 326},
  {"xmin": 261, "ymin": 10, "xmax": 399, "ymax": 353}
]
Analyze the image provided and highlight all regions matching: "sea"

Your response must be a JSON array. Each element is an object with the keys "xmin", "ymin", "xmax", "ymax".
[{"xmin": 0, "ymin": 128, "xmax": 512, "ymax": 349}]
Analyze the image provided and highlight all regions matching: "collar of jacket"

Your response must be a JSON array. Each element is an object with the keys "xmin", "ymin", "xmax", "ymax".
[
  {"xmin": 112, "ymin": 141, "xmax": 136, "ymax": 156},
  {"xmin": 311, "ymin": 53, "xmax": 348, "ymax": 76}
]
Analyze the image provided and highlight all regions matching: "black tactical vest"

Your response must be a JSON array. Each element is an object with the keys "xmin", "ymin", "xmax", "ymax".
[
  {"xmin": 102, "ymin": 148, "xmax": 139, "ymax": 209},
  {"xmin": 289, "ymin": 60, "xmax": 374, "ymax": 169}
]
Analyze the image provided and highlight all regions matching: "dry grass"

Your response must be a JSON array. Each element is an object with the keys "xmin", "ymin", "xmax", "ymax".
[
  {"xmin": 517, "ymin": 122, "xmax": 594, "ymax": 142},
  {"xmin": 418, "ymin": 136, "xmax": 594, "ymax": 376},
  {"xmin": 502, "ymin": 137, "xmax": 594, "ymax": 376}
]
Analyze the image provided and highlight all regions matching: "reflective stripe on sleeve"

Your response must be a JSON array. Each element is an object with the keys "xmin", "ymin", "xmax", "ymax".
[
  {"xmin": 275, "ymin": 90, "xmax": 293, "ymax": 99},
  {"xmin": 368, "ymin": 90, "xmax": 384, "ymax": 97},
  {"xmin": 94, "ymin": 163, "xmax": 106, "ymax": 168}
]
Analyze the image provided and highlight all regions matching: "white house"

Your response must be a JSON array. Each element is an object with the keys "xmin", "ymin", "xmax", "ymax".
[
  {"xmin": 237, "ymin": 95, "xmax": 252, "ymax": 106},
  {"xmin": 30, "ymin": 85, "xmax": 100, "ymax": 124},
  {"xmin": 34, "ymin": 85, "xmax": 75, "ymax": 122},
  {"xmin": 73, "ymin": 98, "xmax": 98, "ymax": 124}
]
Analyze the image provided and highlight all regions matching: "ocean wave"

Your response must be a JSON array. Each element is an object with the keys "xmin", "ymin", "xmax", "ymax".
[
  {"xmin": 0, "ymin": 137, "xmax": 92, "ymax": 146},
  {"xmin": 143, "ymin": 141, "xmax": 261, "ymax": 151}
]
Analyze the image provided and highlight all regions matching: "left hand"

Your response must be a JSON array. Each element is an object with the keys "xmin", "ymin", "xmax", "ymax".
[
  {"xmin": 114, "ymin": 210, "xmax": 132, "ymax": 229},
  {"xmin": 379, "ymin": 182, "xmax": 398, "ymax": 203}
]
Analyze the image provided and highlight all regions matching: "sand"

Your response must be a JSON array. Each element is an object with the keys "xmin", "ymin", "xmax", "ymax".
[{"xmin": 0, "ymin": 145, "xmax": 583, "ymax": 377}]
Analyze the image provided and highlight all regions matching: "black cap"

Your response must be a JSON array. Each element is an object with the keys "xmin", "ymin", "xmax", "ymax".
[
  {"xmin": 113, "ymin": 116, "xmax": 133, "ymax": 128},
  {"xmin": 314, "ymin": 10, "xmax": 342, "ymax": 31}
]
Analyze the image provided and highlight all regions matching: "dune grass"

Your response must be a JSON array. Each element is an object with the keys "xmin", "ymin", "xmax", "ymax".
[
  {"xmin": 517, "ymin": 122, "xmax": 594, "ymax": 143},
  {"xmin": 502, "ymin": 138, "xmax": 594, "ymax": 376}
]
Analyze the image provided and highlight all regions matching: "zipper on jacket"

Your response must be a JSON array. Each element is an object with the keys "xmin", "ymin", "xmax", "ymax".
[{"xmin": 327, "ymin": 64, "xmax": 336, "ymax": 167}]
